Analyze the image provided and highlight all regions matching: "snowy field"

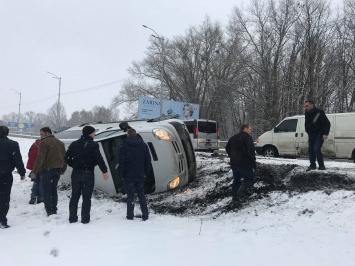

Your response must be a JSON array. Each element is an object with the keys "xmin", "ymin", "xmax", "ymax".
[{"xmin": 1, "ymin": 137, "xmax": 355, "ymax": 266}]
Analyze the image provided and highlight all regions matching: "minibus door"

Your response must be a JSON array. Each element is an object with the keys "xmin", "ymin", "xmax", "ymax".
[
  {"xmin": 273, "ymin": 119, "xmax": 298, "ymax": 156},
  {"xmin": 297, "ymin": 117, "xmax": 308, "ymax": 156}
]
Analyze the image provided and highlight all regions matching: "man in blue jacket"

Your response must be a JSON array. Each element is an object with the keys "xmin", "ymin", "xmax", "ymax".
[
  {"xmin": 304, "ymin": 100, "xmax": 331, "ymax": 171},
  {"xmin": 0, "ymin": 126, "xmax": 26, "ymax": 228},
  {"xmin": 65, "ymin": 126, "xmax": 109, "ymax": 224},
  {"xmin": 118, "ymin": 128, "xmax": 152, "ymax": 221},
  {"xmin": 226, "ymin": 124, "xmax": 256, "ymax": 200}
]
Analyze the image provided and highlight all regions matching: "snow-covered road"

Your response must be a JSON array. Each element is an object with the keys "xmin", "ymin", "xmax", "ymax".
[{"xmin": 1, "ymin": 137, "xmax": 354, "ymax": 266}]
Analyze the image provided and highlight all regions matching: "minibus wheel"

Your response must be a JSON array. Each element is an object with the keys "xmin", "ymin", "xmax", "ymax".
[{"xmin": 263, "ymin": 146, "xmax": 279, "ymax": 157}]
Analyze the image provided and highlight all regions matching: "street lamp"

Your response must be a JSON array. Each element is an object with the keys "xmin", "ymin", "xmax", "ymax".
[
  {"xmin": 143, "ymin": 24, "xmax": 165, "ymax": 117},
  {"xmin": 10, "ymin": 89, "xmax": 21, "ymax": 131},
  {"xmin": 47, "ymin": 71, "xmax": 62, "ymax": 129}
]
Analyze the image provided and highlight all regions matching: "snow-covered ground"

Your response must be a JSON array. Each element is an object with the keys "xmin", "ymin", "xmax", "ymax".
[{"xmin": 1, "ymin": 137, "xmax": 355, "ymax": 266}]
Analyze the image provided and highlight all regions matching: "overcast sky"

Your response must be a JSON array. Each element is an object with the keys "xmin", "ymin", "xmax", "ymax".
[{"xmin": 0, "ymin": 0, "xmax": 248, "ymax": 120}]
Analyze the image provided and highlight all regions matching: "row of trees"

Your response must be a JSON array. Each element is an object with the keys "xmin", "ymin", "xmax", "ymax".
[
  {"xmin": 1, "ymin": 102, "xmax": 119, "ymax": 133},
  {"xmin": 113, "ymin": 0, "xmax": 355, "ymax": 138}
]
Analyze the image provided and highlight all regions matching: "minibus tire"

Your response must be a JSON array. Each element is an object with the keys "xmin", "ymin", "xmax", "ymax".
[{"xmin": 263, "ymin": 146, "xmax": 279, "ymax": 157}]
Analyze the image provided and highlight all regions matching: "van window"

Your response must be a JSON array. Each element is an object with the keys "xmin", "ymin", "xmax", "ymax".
[
  {"xmin": 100, "ymin": 135, "xmax": 127, "ymax": 193},
  {"xmin": 95, "ymin": 130, "xmax": 123, "ymax": 140},
  {"xmin": 198, "ymin": 121, "xmax": 217, "ymax": 133},
  {"xmin": 55, "ymin": 130, "xmax": 82, "ymax": 139},
  {"xmin": 276, "ymin": 119, "xmax": 297, "ymax": 132}
]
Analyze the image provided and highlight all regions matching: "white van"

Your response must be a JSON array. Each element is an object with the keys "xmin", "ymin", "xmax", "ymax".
[
  {"xmin": 255, "ymin": 112, "xmax": 355, "ymax": 159},
  {"xmin": 55, "ymin": 118, "xmax": 196, "ymax": 196},
  {"xmin": 183, "ymin": 119, "xmax": 220, "ymax": 151}
]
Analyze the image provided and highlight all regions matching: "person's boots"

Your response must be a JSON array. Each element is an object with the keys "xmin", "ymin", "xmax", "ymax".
[
  {"xmin": 29, "ymin": 198, "xmax": 36, "ymax": 204},
  {"xmin": 236, "ymin": 185, "xmax": 247, "ymax": 198},
  {"xmin": 306, "ymin": 166, "xmax": 316, "ymax": 171},
  {"xmin": 232, "ymin": 192, "xmax": 238, "ymax": 202}
]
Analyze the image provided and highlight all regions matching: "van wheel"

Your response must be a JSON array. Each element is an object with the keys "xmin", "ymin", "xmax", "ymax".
[{"xmin": 263, "ymin": 146, "xmax": 278, "ymax": 157}]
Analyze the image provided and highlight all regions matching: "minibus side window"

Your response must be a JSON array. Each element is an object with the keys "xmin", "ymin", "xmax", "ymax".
[
  {"xmin": 100, "ymin": 135, "xmax": 127, "ymax": 193},
  {"xmin": 275, "ymin": 119, "xmax": 298, "ymax": 132},
  {"xmin": 183, "ymin": 121, "xmax": 194, "ymax": 133},
  {"xmin": 55, "ymin": 130, "xmax": 82, "ymax": 139}
]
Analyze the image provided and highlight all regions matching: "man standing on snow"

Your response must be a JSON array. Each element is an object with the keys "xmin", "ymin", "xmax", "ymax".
[
  {"xmin": 0, "ymin": 126, "xmax": 26, "ymax": 229},
  {"xmin": 117, "ymin": 128, "xmax": 151, "ymax": 221},
  {"xmin": 27, "ymin": 130, "xmax": 46, "ymax": 205},
  {"xmin": 304, "ymin": 100, "xmax": 331, "ymax": 171},
  {"xmin": 31, "ymin": 127, "xmax": 67, "ymax": 217},
  {"xmin": 226, "ymin": 124, "xmax": 256, "ymax": 201},
  {"xmin": 65, "ymin": 125, "xmax": 109, "ymax": 224}
]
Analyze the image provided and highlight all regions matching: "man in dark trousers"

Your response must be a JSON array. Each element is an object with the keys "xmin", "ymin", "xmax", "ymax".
[
  {"xmin": 118, "ymin": 128, "xmax": 152, "ymax": 221},
  {"xmin": 304, "ymin": 100, "xmax": 331, "ymax": 171},
  {"xmin": 65, "ymin": 126, "xmax": 109, "ymax": 224},
  {"xmin": 27, "ymin": 130, "xmax": 45, "ymax": 204},
  {"xmin": 31, "ymin": 127, "xmax": 67, "ymax": 216},
  {"xmin": 0, "ymin": 126, "xmax": 26, "ymax": 228},
  {"xmin": 225, "ymin": 124, "xmax": 256, "ymax": 200}
]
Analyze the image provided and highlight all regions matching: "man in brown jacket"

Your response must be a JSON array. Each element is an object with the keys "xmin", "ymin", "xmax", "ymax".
[{"xmin": 31, "ymin": 127, "xmax": 67, "ymax": 216}]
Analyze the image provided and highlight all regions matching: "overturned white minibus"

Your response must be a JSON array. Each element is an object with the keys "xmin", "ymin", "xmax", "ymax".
[{"xmin": 55, "ymin": 118, "xmax": 196, "ymax": 196}]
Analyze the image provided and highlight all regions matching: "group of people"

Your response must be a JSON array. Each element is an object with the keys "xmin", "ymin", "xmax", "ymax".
[
  {"xmin": 225, "ymin": 100, "xmax": 331, "ymax": 202},
  {"xmin": 0, "ymin": 125, "xmax": 151, "ymax": 229},
  {"xmin": 0, "ymin": 99, "xmax": 331, "ymax": 228}
]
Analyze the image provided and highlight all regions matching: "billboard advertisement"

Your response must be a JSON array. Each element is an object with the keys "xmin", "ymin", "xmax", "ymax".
[
  {"xmin": 7, "ymin": 122, "xmax": 35, "ymax": 129},
  {"xmin": 138, "ymin": 96, "xmax": 199, "ymax": 120}
]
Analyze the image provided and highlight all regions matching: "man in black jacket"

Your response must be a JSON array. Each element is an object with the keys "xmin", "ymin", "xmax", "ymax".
[
  {"xmin": 118, "ymin": 128, "xmax": 152, "ymax": 221},
  {"xmin": 0, "ymin": 126, "xmax": 26, "ymax": 228},
  {"xmin": 65, "ymin": 126, "xmax": 109, "ymax": 224},
  {"xmin": 304, "ymin": 100, "xmax": 331, "ymax": 171},
  {"xmin": 225, "ymin": 124, "xmax": 256, "ymax": 200}
]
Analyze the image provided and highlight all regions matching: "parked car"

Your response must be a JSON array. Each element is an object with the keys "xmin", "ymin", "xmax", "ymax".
[
  {"xmin": 55, "ymin": 118, "xmax": 196, "ymax": 195},
  {"xmin": 255, "ymin": 112, "xmax": 355, "ymax": 159},
  {"xmin": 183, "ymin": 119, "xmax": 220, "ymax": 152}
]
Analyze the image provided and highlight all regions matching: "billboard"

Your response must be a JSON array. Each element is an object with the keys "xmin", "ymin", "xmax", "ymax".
[
  {"xmin": 7, "ymin": 122, "xmax": 35, "ymax": 129},
  {"xmin": 138, "ymin": 96, "xmax": 199, "ymax": 120}
]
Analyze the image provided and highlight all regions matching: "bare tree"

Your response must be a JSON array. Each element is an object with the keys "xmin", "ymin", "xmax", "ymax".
[{"xmin": 47, "ymin": 102, "xmax": 67, "ymax": 130}]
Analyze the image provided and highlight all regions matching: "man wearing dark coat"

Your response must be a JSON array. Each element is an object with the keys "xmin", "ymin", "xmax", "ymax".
[
  {"xmin": 65, "ymin": 126, "xmax": 109, "ymax": 224},
  {"xmin": 118, "ymin": 128, "xmax": 152, "ymax": 221},
  {"xmin": 225, "ymin": 124, "xmax": 256, "ymax": 200},
  {"xmin": 0, "ymin": 126, "xmax": 26, "ymax": 228},
  {"xmin": 304, "ymin": 100, "xmax": 331, "ymax": 171},
  {"xmin": 31, "ymin": 127, "xmax": 67, "ymax": 217}
]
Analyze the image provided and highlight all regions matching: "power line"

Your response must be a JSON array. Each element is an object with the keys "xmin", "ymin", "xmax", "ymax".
[
  {"xmin": 61, "ymin": 79, "xmax": 129, "ymax": 95},
  {"xmin": 0, "ymin": 78, "xmax": 129, "ymax": 111}
]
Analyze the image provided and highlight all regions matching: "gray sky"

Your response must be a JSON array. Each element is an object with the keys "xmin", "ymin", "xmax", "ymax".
[{"xmin": 0, "ymin": 0, "xmax": 246, "ymax": 120}]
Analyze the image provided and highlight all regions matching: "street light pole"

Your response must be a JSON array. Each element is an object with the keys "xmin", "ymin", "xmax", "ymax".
[
  {"xmin": 143, "ymin": 25, "xmax": 165, "ymax": 117},
  {"xmin": 10, "ymin": 89, "xmax": 21, "ymax": 131},
  {"xmin": 47, "ymin": 71, "xmax": 62, "ymax": 130}
]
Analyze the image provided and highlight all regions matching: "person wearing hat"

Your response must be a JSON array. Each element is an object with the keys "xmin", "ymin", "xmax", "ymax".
[
  {"xmin": 31, "ymin": 127, "xmax": 67, "ymax": 217},
  {"xmin": 65, "ymin": 125, "xmax": 109, "ymax": 224},
  {"xmin": 117, "ymin": 128, "xmax": 152, "ymax": 221}
]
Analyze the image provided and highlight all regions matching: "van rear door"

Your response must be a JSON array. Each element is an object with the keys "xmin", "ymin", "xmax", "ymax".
[
  {"xmin": 322, "ymin": 116, "xmax": 335, "ymax": 158},
  {"xmin": 197, "ymin": 120, "xmax": 218, "ymax": 150}
]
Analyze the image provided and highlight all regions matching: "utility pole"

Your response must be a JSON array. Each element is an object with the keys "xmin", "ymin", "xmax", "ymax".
[
  {"xmin": 47, "ymin": 71, "xmax": 62, "ymax": 130},
  {"xmin": 143, "ymin": 25, "xmax": 165, "ymax": 117},
  {"xmin": 10, "ymin": 89, "xmax": 21, "ymax": 132}
]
